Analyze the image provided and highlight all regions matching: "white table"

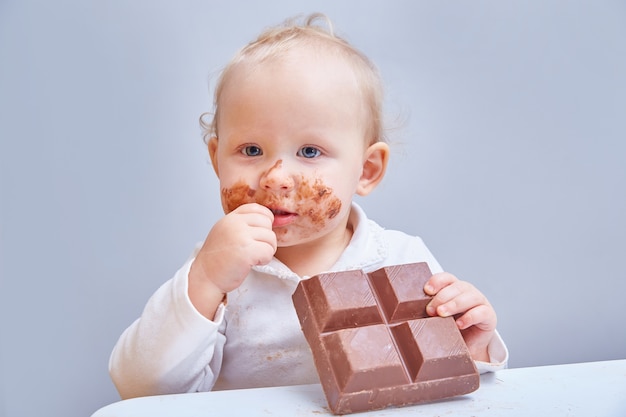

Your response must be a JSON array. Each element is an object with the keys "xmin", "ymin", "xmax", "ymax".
[{"xmin": 92, "ymin": 359, "xmax": 626, "ymax": 416}]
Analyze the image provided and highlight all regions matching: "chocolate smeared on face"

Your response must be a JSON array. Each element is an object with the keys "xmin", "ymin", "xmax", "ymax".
[
  {"xmin": 221, "ymin": 176, "xmax": 342, "ymax": 236},
  {"xmin": 221, "ymin": 183, "xmax": 257, "ymax": 213}
]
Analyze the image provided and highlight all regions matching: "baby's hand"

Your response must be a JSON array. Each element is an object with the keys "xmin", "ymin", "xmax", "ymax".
[
  {"xmin": 424, "ymin": 272, "xmax": 497, "ymax": 362},
  {"xmin": 188, "ymin": 203, "xmax": 277, "ymax": 319}
]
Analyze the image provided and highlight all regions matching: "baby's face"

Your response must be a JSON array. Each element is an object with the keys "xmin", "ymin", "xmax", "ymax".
[{"xmin": 211, "ymin": 48, "xmax": 370, "ymax": 248}]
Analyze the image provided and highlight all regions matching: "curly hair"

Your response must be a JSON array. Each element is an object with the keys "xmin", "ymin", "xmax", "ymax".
[{"xmin": 199, "ymin": 13, "xmax": 386, "ymax": 145}]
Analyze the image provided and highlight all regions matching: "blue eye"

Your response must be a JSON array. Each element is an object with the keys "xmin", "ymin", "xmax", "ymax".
[
  {"xmin": 242, "ymin": 145, "xmax": 262, "ymax": 156},
  {"xmin": 297, "ymin": 146, "xmax": 321, "ymax": 159}
]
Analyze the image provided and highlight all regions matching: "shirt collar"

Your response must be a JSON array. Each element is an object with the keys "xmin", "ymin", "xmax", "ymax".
[{"xmin": 252, "ymin": 202, "xmax": 387, "ymax": 281}]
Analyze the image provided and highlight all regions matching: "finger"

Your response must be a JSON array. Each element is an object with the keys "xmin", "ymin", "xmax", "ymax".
[
  {"xmin": 234, "ymin": 202, "xmax": 275, "ymax": 221},
  {"xmin": 244, "ymin": 212, "xmax": 275, "ymax": 229},
  {"xmin": 253, "ymin": 228, "xmax": 277, "ymax": 253},
  {"xmin": 455, "ymin": 304, "xmax": 497, "ymax": 331},
  {"xmin": 249, "ymin": 229, "xmax": 279, "ymax": 264},
  {"xmin": 425, "ymin": 278, "xmax": 465, "ymax": 316},
  {"xmin": 424, "ymin": 272, "xmax": 458, "ymax": 295},
  {"xmin": 426, "ymin": 282, "xmax": 486, "ymax": 318},
  {"xmin": 228, "ymin": 205, "xmax": 274, "ymax": 230},
  {"xmin": 251, "ymin": 242, "xmax": 278, "ymax": 266}
]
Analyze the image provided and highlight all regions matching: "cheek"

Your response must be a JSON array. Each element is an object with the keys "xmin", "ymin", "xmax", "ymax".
[
  {"xmin": 294, "ymin": 178, "xmax": 342, "ymax": 228},
  {"xmin": 221, "ymin": 181, "xmax": 256, "ymax": 213}
]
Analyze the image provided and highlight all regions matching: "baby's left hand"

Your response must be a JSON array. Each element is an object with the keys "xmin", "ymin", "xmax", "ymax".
[{"xmin": 424, "ymin": 272, "xmax": 497, "ymax": 362}]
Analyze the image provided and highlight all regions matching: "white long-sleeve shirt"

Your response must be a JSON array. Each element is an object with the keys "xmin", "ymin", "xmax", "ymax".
[{"xmin": 109, "ymin": 203, "xmax": 508, "ymax": 399}]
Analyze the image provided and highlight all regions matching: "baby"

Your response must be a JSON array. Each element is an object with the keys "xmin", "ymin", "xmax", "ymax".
[{"xmin": 109, "ymin": 13, "xmax": 508, "ymax": 399}]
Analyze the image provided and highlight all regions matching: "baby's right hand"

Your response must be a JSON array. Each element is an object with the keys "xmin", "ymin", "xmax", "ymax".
[{"xmin": 188, "ymin": 203, "xmax": 277, "ymax": 319}]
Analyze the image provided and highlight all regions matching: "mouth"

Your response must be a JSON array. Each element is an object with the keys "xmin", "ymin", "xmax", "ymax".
[
  {"xmin": 268, "ymin": 207, "xmax": 298, "ymax": 227},
  {"xmin": 271, "ymin": 208, "xmax": 293, "ymax": 215}
]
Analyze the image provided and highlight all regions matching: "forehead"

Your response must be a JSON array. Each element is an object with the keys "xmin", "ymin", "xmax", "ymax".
[
  {"xmin": 218, "ymin": 46, "xmax": 367, "ymax": 125},
  {"xmin": 217, "ymin": 50, "xmax": 368, "ymax": 147},
  {"xmin": 227, "ymin": 45, "xmax": 362, "ymax": 95}
]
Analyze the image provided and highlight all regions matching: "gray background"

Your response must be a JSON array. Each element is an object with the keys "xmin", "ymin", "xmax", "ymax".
[{"xmin": 1, "ymin": 1, "xmax": 625, "ymax": 416}]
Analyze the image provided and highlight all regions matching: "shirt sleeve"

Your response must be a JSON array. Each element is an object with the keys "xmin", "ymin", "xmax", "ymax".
[
  {"xmin": 474, "ymin": 329, "xmax": 509, "ymax": 373},
  {"xmin": 108, "ymin": 254, "xmax": 227, "ymax": 399}
]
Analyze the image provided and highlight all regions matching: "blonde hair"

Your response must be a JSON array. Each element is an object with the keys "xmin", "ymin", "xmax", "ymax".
[{"xmin": 200, "ymin": 13, "xmax": 386, "ymax": 145}]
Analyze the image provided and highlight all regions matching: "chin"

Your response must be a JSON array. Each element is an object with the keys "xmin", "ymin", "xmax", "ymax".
[{"xmin": 275, "ymin": 231, "xmax": 319, "ymax": 248}]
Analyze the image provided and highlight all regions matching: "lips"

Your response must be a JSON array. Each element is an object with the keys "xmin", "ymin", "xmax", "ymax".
[{"xmin": 269, "ymin": 208, "xmax": 298, "ymax": 227}]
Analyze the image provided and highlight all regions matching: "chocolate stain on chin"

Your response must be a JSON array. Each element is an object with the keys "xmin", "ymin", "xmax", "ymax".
[{"xmin": 221, "ymin": 177, "xmax": 342, "ymax": 235}]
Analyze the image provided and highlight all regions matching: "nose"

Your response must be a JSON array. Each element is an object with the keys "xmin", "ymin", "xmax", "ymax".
[{"xmin": 259, "ymin": 159, "xmax": 295, "ymax": 191}]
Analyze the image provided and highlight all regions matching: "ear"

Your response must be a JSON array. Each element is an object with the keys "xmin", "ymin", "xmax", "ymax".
[
  {"xmin": 208, "ymin": 136, "xmax": 220, "ymax": 177},
  {"xmin": 356, "ymin": 142, "xmax": 389, "ymax": 196}
]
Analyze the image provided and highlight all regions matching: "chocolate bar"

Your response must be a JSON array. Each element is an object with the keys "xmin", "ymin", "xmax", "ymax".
[{"xmin": 292, "ymin": 263, "xmax": 479, "ymax": 414}]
